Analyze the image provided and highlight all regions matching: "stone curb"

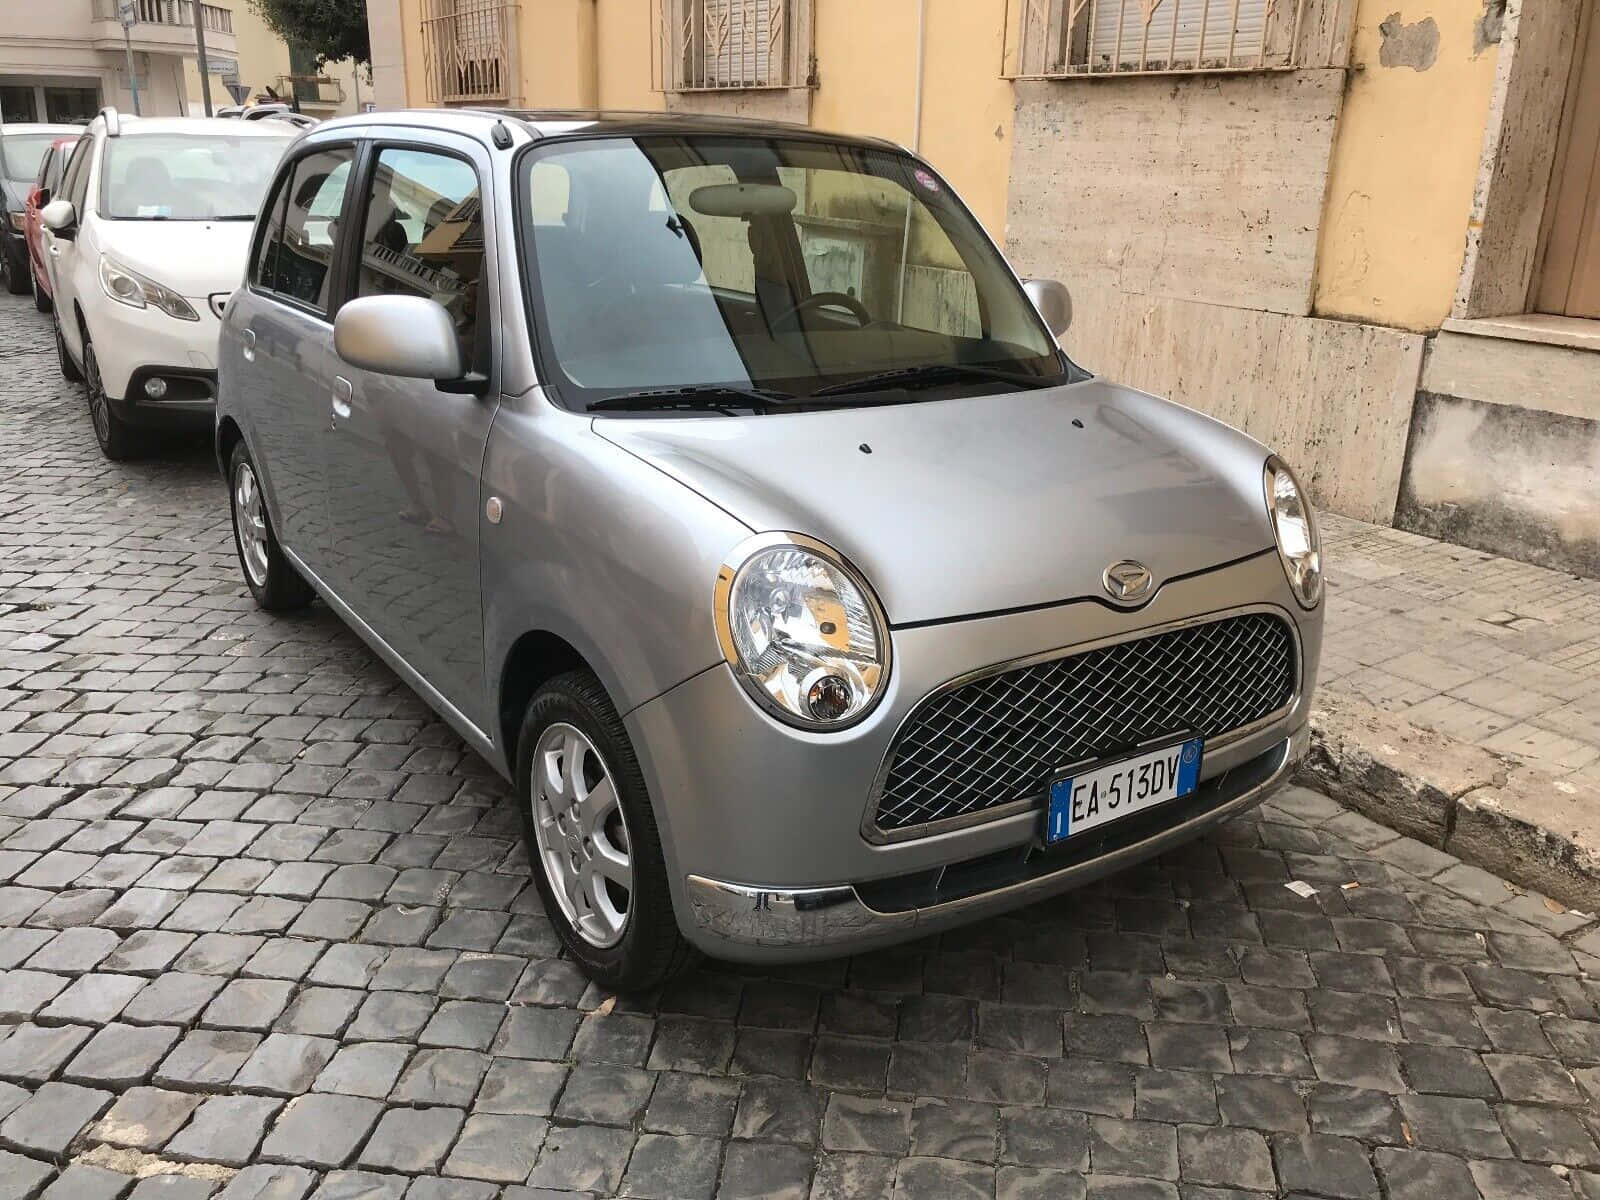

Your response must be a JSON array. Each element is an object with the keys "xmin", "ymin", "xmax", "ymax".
[{"xmin": 1295, "ymin": 692, "xmax": 1600, "ymax": 914}]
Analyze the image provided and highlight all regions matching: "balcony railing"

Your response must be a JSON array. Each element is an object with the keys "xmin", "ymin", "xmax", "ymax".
[{"xmin": 95, "ymin": 0, "xmax": 234, "ymax": 36}]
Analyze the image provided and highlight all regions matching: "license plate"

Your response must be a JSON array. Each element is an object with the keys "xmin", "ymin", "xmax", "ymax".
[{"xmin": 1045, "ymin": 736, "xmax": 1203, "ymax": 845}]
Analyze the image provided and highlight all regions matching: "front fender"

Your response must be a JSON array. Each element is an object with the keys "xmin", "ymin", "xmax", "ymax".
[{"xmin": 480, "ymin": 390, "xmax": 753, "ymax": 762}]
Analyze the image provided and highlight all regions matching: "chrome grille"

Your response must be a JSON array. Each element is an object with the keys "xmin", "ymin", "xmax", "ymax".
[{"xmin": 872, "ymin": 613, "xmax": 1297, "ymax": 834}]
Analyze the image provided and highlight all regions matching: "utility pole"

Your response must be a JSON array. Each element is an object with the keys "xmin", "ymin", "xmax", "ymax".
[
  {"xmin": 117, "ymin": 0, "xmax": 142, "ymax": 115},
  {"xmin": 190, "ymin": 0, "xmax": 214, "ymax": 116}
]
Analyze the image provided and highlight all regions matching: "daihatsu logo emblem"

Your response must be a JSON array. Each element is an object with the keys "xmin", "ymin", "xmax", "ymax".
[{"xmin": 1103, "ymin": 560, "xmax": 1154, "ymax": 603}]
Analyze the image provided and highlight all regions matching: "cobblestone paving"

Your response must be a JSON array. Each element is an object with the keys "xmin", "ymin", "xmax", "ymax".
[
  {"xmin": 1319, "ymin": 515, "xmax": 1600, "ymax": 787},
  {"xmin": 3, "ymin": 290, "xmax": 1600, "ymax": 1198}
]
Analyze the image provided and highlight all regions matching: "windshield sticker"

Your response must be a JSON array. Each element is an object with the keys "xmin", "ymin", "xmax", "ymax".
[
  {"xmin": 136, "ymin": 205, "xmax": 173, "ymax": 218},
  {"xmin": 913, "ymin": 169, "xmax": 939, "ymax": 192}
]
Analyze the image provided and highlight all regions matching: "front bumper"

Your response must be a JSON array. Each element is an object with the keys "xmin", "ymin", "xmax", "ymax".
[
  {"xmin": 625, "ymin": 548, "xmax": 1322, "ymax": 961},
  {"xmin": 685, "ymin": 723, "xmax": 1306, "ymax": 955},
  {"xmin": 86, "ymin": 292, "xmax": 220, "ymax": 426}
]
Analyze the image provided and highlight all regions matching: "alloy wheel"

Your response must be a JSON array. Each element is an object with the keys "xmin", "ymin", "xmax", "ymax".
[
  {"xmin": 233, "ymin": 461, "xmax": 270, "ymax": 588},
  {"xmin": 529, "ymin": 721, "xmax": 633, "ymax": 948},
  {"xmin": 84, "ymin": 341, "xmax": 110, "ymax": 447}
]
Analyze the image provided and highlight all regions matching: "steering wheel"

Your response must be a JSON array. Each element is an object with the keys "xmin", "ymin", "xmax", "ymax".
[{"xmin": 773, "ymin": 291, "xmax": 872, "ymax": 331}]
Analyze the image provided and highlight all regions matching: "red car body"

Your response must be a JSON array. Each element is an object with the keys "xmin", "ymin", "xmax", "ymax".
[{"xmin": 25, "ymin": 136, "xmax": 80, "ymax": 304}]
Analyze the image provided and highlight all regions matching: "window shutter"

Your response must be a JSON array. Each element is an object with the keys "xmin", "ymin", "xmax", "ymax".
[
  {"xmin": 702, "ymin": 0, "xmax": 783, "ymax": 86},
  {"xmin": 1086, "ymin": 0, "xmax": 1276, "ymax": 69}
]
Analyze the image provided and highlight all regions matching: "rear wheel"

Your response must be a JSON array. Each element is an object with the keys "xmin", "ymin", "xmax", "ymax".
[
  {"xmin": 1, "ymin": 249, "xmax": 28, "ymax": 296},
  {"xmin": 82, "ymin": 332, "xmax": 141, "ymax": 461},
  {"xmin": 516, "ymin": 670, "xmax": 692, "ymax": 991},
  {"xmin": 53, "ymin": 312, "xmax": 81, "ymax": 383},
  {"xmin": 30, "ymin": 267, "xmax": 50, "ymax": 314},
  {"xmin": 229, "ymin": 441, "xmax": 314, "ymax": 611}
]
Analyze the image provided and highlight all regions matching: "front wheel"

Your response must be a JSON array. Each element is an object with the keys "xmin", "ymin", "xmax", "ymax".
[
  {"xmin": 516, "ymin": 670, "xmax": 691, "ymax": 991},
  {"xmin": 1, "ymin": 249, "xmax": 28, "ymax": 296},
  {"xmin": 229, "ymin": 441, "xmax": 313, "ymax": 611},
  {"xmin": 83, "ymin": 333, "xmax": 141, "ymax": 461}
]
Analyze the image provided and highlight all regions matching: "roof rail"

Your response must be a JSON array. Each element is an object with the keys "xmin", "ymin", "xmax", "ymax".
[{"xmin": 98, "ymin": 106, "xmax": 121, "ymax": 137}]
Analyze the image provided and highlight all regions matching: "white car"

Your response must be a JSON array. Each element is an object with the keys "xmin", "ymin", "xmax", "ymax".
[{"xmin": 41, "ymin": 108, "xmax": 294, "ymax": 459}]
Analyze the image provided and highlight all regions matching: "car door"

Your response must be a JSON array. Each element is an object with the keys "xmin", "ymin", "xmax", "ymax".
[
  {"xmin": 24, "ymin": 144, "xmax": 57, "ymax": 285},
  {"xmin": 232, "ymin": 142, "xmax": 358, "ymax": 573},
  {"xmin": 47, "ymin": 134, "xmax": 95, "ymax": 358},
  {"xmin": 323, "ymin": 135, "xmax": 497, "ymax": 729}
]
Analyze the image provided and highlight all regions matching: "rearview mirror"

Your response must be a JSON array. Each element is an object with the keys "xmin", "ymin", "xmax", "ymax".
[
  {"xmin": 41, "ymin": 199, "xmax": 76, "ymax": 235},
  {"xmin": 1023, "ymin": 278, "xmax": 1072, "ymax": 337},
  {"xmin": 334, "ymin": 295, "xmax": 464, "ymax": 382},
  {"xmin": 688, "ymin": 183, "xmax": 797, "ymax": 218}
]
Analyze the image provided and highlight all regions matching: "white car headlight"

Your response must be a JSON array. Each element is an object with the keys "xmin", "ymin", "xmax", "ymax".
[
  {"xmin": 715, "ymin": 534, "xmax": 890, "ymax": 728},
  {"xmin": 1264, "ymin": 456, "xmax": 1322, "ymax": 609},
  {"xmin": 100, "ymin": 256, "xmax": 199, "ymax": 321}
]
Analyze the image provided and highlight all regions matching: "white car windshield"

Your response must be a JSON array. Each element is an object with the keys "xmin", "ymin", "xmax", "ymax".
[{"xmin": 102, "ymin": 133, "xmax": 292, "ymax": 221}]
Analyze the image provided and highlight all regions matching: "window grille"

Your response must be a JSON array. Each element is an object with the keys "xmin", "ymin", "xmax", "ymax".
[
  {"xmin": 421, "ymin": 0, "xmax": 520, "ymax": 104},
  {"xmin": 1002, "ymin": 0, "xmax": 1352, "ymax": 77},
  {"xmin": 653, "ymin": 0, "xmax": 813, "ymax": 91}
]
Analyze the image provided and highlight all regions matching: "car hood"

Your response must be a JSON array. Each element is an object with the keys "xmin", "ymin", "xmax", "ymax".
[
  {"xmin": 96, "ymin": 220, "xmax": 254, "ymax": 298},
  {"xmin": 595, "ymin": 379, "xmax": 1280, "ymax": 626}
]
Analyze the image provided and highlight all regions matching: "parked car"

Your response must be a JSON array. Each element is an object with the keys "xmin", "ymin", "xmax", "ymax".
[
  {"xmin": 218, "ymin": 110, "xmax": 1324, "ymax": 989},
  {"xmin": 39, "ymin": 108, "xmax": 294, "ymax": 459},
  {"xmin": 22, "ymin": 134, "xmax": 81, "ymax": 312},
  {"xmin": 0, "ymin": 122, "xmax": 78, "ymax": 296}
]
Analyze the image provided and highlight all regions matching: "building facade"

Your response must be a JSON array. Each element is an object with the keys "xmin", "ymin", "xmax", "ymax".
[
  {"xmin": 0, "ymin": 0, "xmax": 363, "ymax": 124},
  {"xmin": 365, "ymin": 0, "xmax": 1598, "ymax": 577}
]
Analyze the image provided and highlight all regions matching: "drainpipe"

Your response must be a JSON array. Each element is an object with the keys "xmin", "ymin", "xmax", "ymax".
[{"xmin": 894, "ymin": 0, "xmax": 927, "ymax": 322}]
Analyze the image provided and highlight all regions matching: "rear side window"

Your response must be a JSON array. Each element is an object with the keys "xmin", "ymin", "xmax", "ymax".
[
  {"xmin": 60, "ymin": 137, "xmax": 92, "ymax": 214},
  {"xmin": 255, "ymin": 147, "xmax": 354, "ymax": 316}
]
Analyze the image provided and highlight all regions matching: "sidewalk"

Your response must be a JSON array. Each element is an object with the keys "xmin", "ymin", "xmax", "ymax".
[{"xmin": 1306, "ymin": 513, "xmax": 1600, "ymax": 908}]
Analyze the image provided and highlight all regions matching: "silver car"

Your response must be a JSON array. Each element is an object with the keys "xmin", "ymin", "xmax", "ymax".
[{"xmin": 217, "ymin": 109, "xmax": 1323, "ymax": 990}]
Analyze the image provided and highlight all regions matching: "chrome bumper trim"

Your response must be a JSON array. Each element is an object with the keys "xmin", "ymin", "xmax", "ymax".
[{"xmin": 686, "ymin": 723, "xmax": 1307, "ymax": 949}]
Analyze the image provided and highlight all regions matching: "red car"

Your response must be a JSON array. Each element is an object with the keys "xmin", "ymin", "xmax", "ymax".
[{"xmin": 20, "ymin": 133, "xmax": 80, "ymax": 312}]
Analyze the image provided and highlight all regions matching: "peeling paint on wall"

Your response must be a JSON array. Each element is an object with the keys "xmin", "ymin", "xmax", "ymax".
[
  {"xmin": 1473, "ymin": 0, "xmax": 1506, "ymax": 54},
  {"xmin": 1378, "ymin": 13, "xmax": 1441, "ymax": 69}
]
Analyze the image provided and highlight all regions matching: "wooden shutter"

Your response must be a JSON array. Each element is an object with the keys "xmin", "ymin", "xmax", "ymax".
[{"xmin": 1536, "ymin": 0, "xmax": 1600, "ymax": 319}]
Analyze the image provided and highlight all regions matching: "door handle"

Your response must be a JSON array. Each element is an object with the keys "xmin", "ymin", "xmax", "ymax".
[
  {"xmin": 47, "ymin": 245, "xmax": 59, "ymax": 257},
  {"xmin": 331, "ymin": 375, "xmax": 353, "ymax": 422},
  {"xmin": 241, "ymin": 327, "xmax": 256, "ymax": 362}
]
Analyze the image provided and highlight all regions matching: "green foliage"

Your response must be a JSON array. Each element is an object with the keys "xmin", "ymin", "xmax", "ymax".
[{"xmin": 248, "ymin": 0, "xmax": 370, "ymax": 67}]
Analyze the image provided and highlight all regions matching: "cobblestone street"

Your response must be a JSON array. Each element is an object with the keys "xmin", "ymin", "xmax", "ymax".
[{"xmin": 3, "ymin": 289, "xmax": 1600, "ymax": 1199}]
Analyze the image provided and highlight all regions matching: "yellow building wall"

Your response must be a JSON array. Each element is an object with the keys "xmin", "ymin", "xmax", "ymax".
[
  {"xmin": 1313, "ymin": 0, "xmax": 1500, "ymax": 330},
  {"xmin": 227, "ymin": 3, "xmax": 293, "ymax": 103},
  {"xmin": 400, "ymin": 0, "xmax": 428, "ymax": 106},
  {"xmin": 807, "ymin": 0, "xmax": 1014, "ymax": 238},
  {"xmin": 597, "ymin": 0, "xmax": 663, "ymax": 110}
]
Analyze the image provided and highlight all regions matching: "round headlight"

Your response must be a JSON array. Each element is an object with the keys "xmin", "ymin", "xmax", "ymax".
[
  {"xmin": 715, "ymin": 534, "xmax": 890, "ymax": 729},
  {"xmin": 1264, "ymin": 456, "xmax": 1322, "ymax": 609}
]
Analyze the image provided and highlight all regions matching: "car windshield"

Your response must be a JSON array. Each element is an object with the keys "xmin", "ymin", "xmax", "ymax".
[
  {"xmin": 0, "ymin": 134, "xmax": 55, "ymax": 183},
  {"xmin": 516, "ymin": 134, "xmax": 1069, "ymax": 410},
  {"xmin": 102, "ymin": 132, "xmax": 292, "ymax": 220}
]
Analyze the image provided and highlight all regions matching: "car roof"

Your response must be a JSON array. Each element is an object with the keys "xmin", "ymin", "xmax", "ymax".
[
  {"xmin": 309, "ymin": 107, "xmax": 907, "ymax": 154},
  {"xmin": 105, "ymin": 116, "xmax": 299, "ymax": 138},
  {"xmin": 0, "ymin": 124, "xmax": 82, "ymax": 137}
]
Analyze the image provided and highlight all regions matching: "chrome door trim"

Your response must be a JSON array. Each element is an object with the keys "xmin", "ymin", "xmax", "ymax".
[
  {"xmin": 281, "ymin": 545, "xmax": 500, "ymax": 766},
  {"xmin": 860, "ymin": 601, "xmax": 1304, "ymax": 845}
]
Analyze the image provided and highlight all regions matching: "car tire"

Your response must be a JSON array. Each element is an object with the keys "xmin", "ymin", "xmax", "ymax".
[
  {"xmin": 2, "ymin": 249, "xmax": 28, "ymax": 296},
  {"xmin": 53, "ymin": 312, "xmax": 82, "ymax": 383},
  {"xmin": 31, "ymin": 268, "xmax": 50, "ymax": 314},
  {"xmin": 228, "ymin": 441, "xmax": 314, "ymax": 612},
  {"xmin": 81, "ymin": 332, "xmax": 141, "ymax": 461},
  {"xmin": 516, "ymin": 669, "xmax": 693, "ymax": 992}
]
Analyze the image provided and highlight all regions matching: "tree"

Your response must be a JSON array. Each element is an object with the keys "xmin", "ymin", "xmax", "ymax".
[{"xmin": 248, "ymin": 0, "xmax": 370, "ymax": 66}]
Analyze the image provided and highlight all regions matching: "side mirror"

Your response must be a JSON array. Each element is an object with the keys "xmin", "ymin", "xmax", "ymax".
[
  {"xmin": 41, "ymin": 199, "xmax": 76, "ymax": 236},
  {"xmin": 1023, "ymin": 278, "xmax": 1072, "ymax": 337},
  {"xmin": 334, "ymin": 294, "xmax": 464, "ymax": 382}
]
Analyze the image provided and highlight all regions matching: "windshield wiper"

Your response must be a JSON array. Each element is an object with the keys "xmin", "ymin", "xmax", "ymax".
[
  {"xmin": 808, "ymin": 362, "xmax": 1062, "ymax": 398},
  {"xmin": 213, "ymin": 214, "xmax": 258, "ymax": 221},
  {"xmin": 587, "ymin": 384, "xmax": 796, "ymax": 414}
]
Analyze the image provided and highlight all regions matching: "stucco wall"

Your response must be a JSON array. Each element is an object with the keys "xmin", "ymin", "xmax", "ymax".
[
  {"xmin": 1397, "ymin": 331, "xmax": 1600, "ymax": 574},
  {"xmin": 1313, "ymin": 0, "xmax": 1502, "ymax": 330},
  {"xmin": 1009, "ymin": 74, "xmax": 1345, "ymax": 317}
]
